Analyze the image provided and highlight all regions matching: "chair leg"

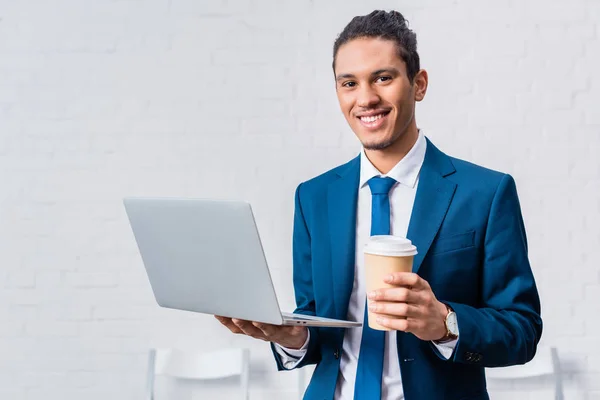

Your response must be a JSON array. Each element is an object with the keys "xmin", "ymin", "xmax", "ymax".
[
  {"xmin": 551, "ymin": 347, "xmax": 564, "ymax": 400},
  {"xmin": 146, "ymin": 349, "xmax": 157, "ymax": 400},
  {"xmin": 241, "ymin": 349, "xmax": 250, "ymax": 400}
]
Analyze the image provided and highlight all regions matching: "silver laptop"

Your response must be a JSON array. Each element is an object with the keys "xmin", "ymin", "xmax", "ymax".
[{"xmin": 123, "ymin": 197, "xmax": 361, "ymax": 328}]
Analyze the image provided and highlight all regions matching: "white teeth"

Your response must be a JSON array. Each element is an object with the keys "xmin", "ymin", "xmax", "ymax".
[{"xmin": 360, "ymin": 114, "xmax": 384, "ymax": 123}]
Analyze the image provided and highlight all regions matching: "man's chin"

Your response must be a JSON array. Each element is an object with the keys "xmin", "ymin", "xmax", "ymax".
[{"xmin": 362, "ymin": 138, "xmax": 395, "ymax": 151}]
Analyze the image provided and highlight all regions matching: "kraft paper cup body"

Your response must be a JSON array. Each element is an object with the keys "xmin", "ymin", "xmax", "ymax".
[{"xmin": 364, "ymin": 236, "xmax": 418, "ymax": 331}]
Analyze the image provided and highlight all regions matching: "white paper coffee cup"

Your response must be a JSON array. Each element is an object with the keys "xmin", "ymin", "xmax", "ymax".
[{"xmin": 364, "ymin": 235, "xmax": 418, "ymax": 331}]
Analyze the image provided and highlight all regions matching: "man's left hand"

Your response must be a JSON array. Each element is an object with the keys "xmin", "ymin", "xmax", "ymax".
[{"xmin": 367, "ymin": 272, "xmax": 449, "ymax": 341}]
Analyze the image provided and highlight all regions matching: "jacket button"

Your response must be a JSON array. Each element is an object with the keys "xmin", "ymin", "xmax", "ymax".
[{"xmin": 334, "ymin": 349, "xmax": 340, "ymax": 359}]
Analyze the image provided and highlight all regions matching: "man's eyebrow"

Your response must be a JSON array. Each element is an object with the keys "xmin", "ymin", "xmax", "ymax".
[
  {"xmin": 335, "ymin": 73, "xmax": 356, "ymax": 82},
  {"xmin": 371, "ymin": 68, "xmax": 400, "ymax": 76},
  {"xmin": 335, "ymin": 68, "xmax": 400, "ymax": 82}
]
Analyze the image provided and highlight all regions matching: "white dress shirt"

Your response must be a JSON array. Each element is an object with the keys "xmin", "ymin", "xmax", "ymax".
[{"xmin": 275, "ymin": 130, "xmax": 458, "ymax": 399}]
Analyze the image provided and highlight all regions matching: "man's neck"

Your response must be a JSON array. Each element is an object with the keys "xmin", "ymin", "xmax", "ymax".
[{"xmin": 364, "ymin": 125, "xmax": 420, "ymax": 174}]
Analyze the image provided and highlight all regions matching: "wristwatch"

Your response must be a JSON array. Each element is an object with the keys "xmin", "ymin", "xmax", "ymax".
[{"xmin": 436, "ymin": 303, "xmax": 459, "ymax": 343}]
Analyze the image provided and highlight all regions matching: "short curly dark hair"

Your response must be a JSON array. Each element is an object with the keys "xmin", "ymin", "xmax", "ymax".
[{"xmin": 332, "ymin": 10, "xmax": 421, "ymax": 83}]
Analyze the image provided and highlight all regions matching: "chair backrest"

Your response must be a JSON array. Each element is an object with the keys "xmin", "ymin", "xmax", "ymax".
[
  {"xmin": 486, "ymin": 346, "xmax": 558, "ymax": 379},
  {"xmin": 146, "ymin": 347, "xmax": 250, "ymax": 400},
  {"xmin": 485, "ymin": 346, "xmax": 563, "ymax": 400}
]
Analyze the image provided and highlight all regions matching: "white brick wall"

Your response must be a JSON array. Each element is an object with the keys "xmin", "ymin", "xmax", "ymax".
[{"xmin": 0, "ymin": 0, "xmax": 598, "ymax": 399}]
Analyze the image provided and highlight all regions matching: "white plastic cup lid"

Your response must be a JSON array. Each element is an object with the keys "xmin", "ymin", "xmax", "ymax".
[{"xmin": 364, "ymin": 235, "xmax": 418, "ymax": 257}]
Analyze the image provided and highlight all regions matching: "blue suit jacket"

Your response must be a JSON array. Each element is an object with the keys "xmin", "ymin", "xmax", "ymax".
[{"xmin": 271, "ymin": 138, "xmax": 543, "ymax": 400}]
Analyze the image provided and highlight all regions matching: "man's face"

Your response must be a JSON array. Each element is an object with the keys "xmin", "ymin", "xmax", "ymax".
[{"xmin": 334, "ymin": 37, "xmax": 424, "ymax": 151}]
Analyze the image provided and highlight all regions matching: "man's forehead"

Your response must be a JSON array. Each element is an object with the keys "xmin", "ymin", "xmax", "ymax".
[{"xmin": 335, "ymin": 39, "xmax": 406, "ymax": 77}]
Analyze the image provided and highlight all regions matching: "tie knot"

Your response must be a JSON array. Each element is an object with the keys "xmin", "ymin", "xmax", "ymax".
[{"xmin": 367, "ymin": 176, "xmax": 396, "ymax": 195}]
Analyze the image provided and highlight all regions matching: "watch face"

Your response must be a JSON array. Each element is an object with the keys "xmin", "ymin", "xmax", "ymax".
[{"xmin": 447, "ymin": 312, "xmax": 459, "ymax": 336}]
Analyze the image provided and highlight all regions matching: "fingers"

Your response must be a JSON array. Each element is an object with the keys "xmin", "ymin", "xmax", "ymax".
[
  {"xmin": 231, "ymin": 319, "xmax": 268, "ymax": 339},
  {"xmin": 252, "ymin": 322, "xmax": 279, "ymax": 339},
  {"xmin": 369, "ymin": 301, "xmax": 419, "ymax": 318},
  {"xmin": 369, "ymin": 286, "xmax": 420, "ymax": 303},
  {"xmin": 216, "ymin": 317, "xmax": 307, "ymax": 349},
  {"xmin": 384, "ymin": 272, "xmax": 427, "ymax": 289},
  {"xmin": 214, "ymin": 315, "xmax": 243, "ymax": 334},
  {"xmin": 214, "ymin": 316, "xmax": 269, "ymax": 339},
  {"xmin": 375, "ymin": 316, "xmax": 423, "ymax": 332}
]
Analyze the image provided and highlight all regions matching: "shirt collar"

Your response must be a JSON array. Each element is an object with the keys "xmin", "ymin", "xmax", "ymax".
[{"xmin": 359, "ymin": 129, "xmax": 427, "ymax": 189}]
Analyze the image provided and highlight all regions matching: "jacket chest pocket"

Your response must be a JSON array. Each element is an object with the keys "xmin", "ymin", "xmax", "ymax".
[{"xmin": 429, "ymin": 230, "xmax": 476, "ymax": 255}]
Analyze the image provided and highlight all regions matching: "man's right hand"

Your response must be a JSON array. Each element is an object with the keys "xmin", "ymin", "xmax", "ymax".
[{"xmin": 214, "ymin": 315, "xmax": 309, "ymax": 350}]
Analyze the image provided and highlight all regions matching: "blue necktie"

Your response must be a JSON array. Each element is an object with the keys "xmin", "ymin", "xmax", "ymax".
[{"xmin": 354, "ymin": 176, "xmax": 397, "ymax": 400}]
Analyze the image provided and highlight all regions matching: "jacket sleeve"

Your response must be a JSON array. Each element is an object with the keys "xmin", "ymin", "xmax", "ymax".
[
  {"xmin": 271, "ymin": 183, "xmax": 322, "ymax": 370},
  {"xmin": 440, "ymin": 174, "xmax": 543, "ymax": 367}
]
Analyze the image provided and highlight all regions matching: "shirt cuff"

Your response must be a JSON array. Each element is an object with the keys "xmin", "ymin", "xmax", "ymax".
[
  {"xmin": 432, "ymin": 337, "xmax": 458, "ymax": 359},
  {"xmin": 273, "ymin": 330, "xmax": 311, "ymax": 369}
]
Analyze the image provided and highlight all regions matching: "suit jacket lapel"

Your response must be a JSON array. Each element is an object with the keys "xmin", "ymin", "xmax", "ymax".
[
  {"xmin": 407, "ymin": 138, "xmax": 457, "ymax": 274},
  {"xmin": 328, "ymin": 156, "xmax": 360, "ymax": 320}
]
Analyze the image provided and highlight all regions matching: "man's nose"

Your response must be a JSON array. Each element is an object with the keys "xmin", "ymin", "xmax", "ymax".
[{"xmin": 356, "ymin": 86, "xmax": 381, "ymax": 108}]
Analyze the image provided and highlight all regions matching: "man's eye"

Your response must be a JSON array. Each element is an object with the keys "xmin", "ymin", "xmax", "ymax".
[
  {"xmin": 343, "ymin": 81, "xmax": 356, "ymax": 88},
  {"xmin": 377, "ymin": 76, "xmax": 392, "ymax": 83}
]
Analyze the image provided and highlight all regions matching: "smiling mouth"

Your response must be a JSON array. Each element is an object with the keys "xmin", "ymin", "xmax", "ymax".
[{"xmin": 357, "ymin": 111, "xmax": 391, "ymax": 129}]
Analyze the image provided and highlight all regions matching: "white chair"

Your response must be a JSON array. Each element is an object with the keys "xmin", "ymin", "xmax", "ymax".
[
  {"xmin": 145, "ymin": 347, "xmax": 250, "ymax": 400},
  {"xmin": 485, "ymin": 346, "xmax": 563, "ymax": 400}
]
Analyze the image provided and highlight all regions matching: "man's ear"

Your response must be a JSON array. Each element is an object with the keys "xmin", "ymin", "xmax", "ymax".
[{"xmin": 413, "ymin": 69, "xmax": 428, "ymax": 102}]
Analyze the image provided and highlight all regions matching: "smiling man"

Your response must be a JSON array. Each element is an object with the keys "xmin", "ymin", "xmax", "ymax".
[{"xmin": 216, "ymin": 10, "xmax": 542, "ymax": 399}]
